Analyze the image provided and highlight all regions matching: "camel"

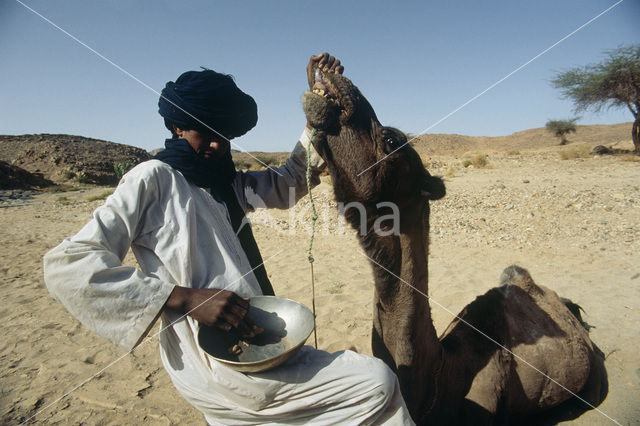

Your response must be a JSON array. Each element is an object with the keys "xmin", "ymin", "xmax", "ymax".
[{"xmin": 301, "ymin": 64, "xmax": 607, "ymax": 424}]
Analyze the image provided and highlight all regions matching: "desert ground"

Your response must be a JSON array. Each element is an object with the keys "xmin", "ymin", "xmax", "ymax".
[{"xmin": 1, "ymin": 127, "xmax": 639, "ymax": 424}]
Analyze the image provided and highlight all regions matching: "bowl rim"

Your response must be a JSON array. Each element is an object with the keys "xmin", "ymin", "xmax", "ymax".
[{"xmin": 197, "ymin": 295, "xmax": 315, "ymax": 369}]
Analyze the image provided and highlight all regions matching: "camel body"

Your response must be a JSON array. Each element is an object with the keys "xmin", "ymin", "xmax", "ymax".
[{"xmin": 302, "ymin": 64, "xmax": 607, "ymax": 424}]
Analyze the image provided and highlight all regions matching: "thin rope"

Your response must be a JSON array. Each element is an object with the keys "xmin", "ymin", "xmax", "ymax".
[{"xmin": 306, "ymin": 128, "xmax": 319, "ymax": 349}]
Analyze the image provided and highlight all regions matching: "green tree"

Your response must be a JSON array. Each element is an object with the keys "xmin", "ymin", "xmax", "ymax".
[
  {"xmin": 545, "ymin": 118, "xmax": 579, "ymax": 145},
  {"xmin": 551, "ymin": 44, "xmax": 640, "ymax": 153}
]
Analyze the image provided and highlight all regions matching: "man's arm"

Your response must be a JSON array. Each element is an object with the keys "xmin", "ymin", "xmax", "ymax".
[
  {"xmin": 43, "ymin": 165, "xmax": 174, "ymax": 351},
  {"xmin": 232, "ymin": 53, "xmax": 343, "ymax": 212},
  {"xmin": 232, "ymin": 127, "xmax": 325, "ymax": 211}
]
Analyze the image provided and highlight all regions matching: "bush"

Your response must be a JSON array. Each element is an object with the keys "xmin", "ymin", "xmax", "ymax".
[
  {"xmin": 254, "ymin": 155, "xmax": 277, "ymax": 166},
  {"xmin": 76, "ymin": 174, "xmax": 92, "ymax": 184},
  {"xmin": 620, "ymin": 154, "xmax": 640, "ymax": 162},
  {"xmin": 44, "ymin": 185, "xmax": 80, "ymax": 193},
  {"xmin": 444, "ymin": 166, "xmax": 457, "ymax": 177},
  {"xmin": 113, "ymin": 161, "xmax": 134, "ymax": 179},
  {"xmin": 327, "ymin": 281, "xmax": 345, "ymax": 294},
  {"xmin": 558, "ymin": 145, "xmax": 591, "ymax": 160},
  {"xmin": 233, "ymin": 160, "xmax": 253, "ymax": 170},
  {"xmin": 55, "ymin": 195, "xmax": 72, "ymax": 205},
  {"xmin": 545, "ymin": 118, "xmax": 579, "ymax": 145},
  {"xmin": 462, "ymin": 154, "xmax": 490, "ymax": 168},
  {"xmin": 87, "ymin": 190, "xmax": 114, "ymax": 202}
]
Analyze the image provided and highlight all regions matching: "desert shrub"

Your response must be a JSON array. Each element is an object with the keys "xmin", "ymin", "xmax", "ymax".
[
  {"xmin": 255, "ymin": 155, "xmax": 277, "ymax": 166},
  {"xmin": 113, "ymin": 161, "xmax": 134, "ymax": 179},
  {"xmin": 55, "ymin": 195, "xmax": 72, "ymax": 205},
  {"xmin": 558, "ymin": 145, "xmax": 592, "ymax": 160},
  {"xmin": 233, "ymin": 160, "xmax": 253, "ymax": 170},
  {"xmin": 327, "ymin": 281, "xmax": 345, "ymax": 294},
  {"xmin": 620, "ymin": 154, "xmax": 640, "ymax": 162},
  {"xmin": 472, "ymin": 154, "xmax": 490, "ymax": 168},
  {"xmin": 63, "ymin": 170, "xmax": 76, "ymax": 180},
  {"xmin": 506, "ymin": 150, "xmax": 520, "ymax": 156},
  {"xmin": 43, "ymin": 185, "xmax": 80, "ymax": 193},
  {"xmin": 87, "ymin": 190, "xmax": 114, "ymax": 202},
  {"xmin": 76, "ymin": 174, "xmax": 91, "ymax": 184},
  {"xmin": 462, "ymin": 154, "xmax": 490, "ymax": 168},
  {"xmin": 444, "ymin": 166, "xmax": 456, "ymax": 177}
]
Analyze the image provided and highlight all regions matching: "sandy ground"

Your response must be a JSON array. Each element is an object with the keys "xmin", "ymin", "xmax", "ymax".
[{"xmin": 1, "ymin": 146, "xmax": 639, "ymax": 425}]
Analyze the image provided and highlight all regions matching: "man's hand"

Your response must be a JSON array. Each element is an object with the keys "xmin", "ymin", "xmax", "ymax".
[
  {"xmin": 307, "ymin": 52, "xmax": 344, "ymax": 87},
  {"xmin": 166, "ymin": 287, "xmax": 258, "ymax": 337}
]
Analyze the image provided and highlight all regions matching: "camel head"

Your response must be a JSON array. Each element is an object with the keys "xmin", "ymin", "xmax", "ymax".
[{"xmin": 302, "ymin": 64, "xmax": 445, "ymax": 211}]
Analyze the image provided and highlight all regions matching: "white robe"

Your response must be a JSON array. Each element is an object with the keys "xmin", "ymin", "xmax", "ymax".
[{"xmin": 43, "ymin": 129, "xmax": 413, "ymax": 425}]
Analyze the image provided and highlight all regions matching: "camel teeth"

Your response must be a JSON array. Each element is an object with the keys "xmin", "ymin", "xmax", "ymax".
[{"xmin": 312, "ymin": 87, "xmax": 337, "ymax": 103}]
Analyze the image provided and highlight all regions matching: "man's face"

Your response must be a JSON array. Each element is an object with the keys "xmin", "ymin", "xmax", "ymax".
[{"xmin": 175, "ymin": 126, "xmax": 231, "ymax": 160}]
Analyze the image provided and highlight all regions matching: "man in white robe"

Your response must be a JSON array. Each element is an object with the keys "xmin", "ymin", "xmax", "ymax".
[{"xmin": 43, "ymin": 54, "xmax": 413, "ymax": 425}]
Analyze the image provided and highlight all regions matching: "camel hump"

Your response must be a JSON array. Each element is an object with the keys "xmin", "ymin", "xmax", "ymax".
[{"xmin": 500, "ymin": 265, "xmax": 544, "ymax": 296}]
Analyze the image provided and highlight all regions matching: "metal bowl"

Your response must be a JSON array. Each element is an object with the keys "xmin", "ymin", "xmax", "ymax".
[{"xmin": 198, "ymin": 296, "xmax": 315, "ymax": 373}]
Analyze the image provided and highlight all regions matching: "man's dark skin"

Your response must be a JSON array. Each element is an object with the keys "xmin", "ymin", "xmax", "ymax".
[{"xmin": 164, "ymin": 53, "xmax": 344, "ymax": 337}]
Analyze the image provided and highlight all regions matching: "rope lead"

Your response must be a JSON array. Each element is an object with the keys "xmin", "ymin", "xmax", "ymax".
[
  {"xmin": 306, "ymin": 128, "xmax": 319, "ymax": 349},
  {"xmin": 306, "ymin": 128, "xmax": 319, "ymax": 263}
]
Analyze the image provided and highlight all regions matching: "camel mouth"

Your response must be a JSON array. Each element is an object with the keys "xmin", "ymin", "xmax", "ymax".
[{"xmin": 308, "ymin": 68, "xmax": 344, "ymax": 110}]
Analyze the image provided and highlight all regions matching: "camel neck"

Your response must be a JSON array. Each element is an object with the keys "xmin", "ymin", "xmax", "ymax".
[{"xmin": 363, "ymin": 200, "xmax": 442, "ymax": 416}]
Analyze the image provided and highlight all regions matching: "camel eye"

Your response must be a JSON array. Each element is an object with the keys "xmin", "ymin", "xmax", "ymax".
[{"xmin": 383, "ymin": 137, "xmax": 399, "ymax": 154}]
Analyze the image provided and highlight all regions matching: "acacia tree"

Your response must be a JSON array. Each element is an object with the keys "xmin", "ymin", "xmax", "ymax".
[
  {"xmin": 545, "ymin": 118, "xmax": 579, "ymax": 145},
  {"xmin": 552, "ymin": 44, "xmax": 640, "ymax": 153}
]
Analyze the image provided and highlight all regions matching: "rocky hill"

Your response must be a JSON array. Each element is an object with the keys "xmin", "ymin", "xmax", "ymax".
[
  {"xmin": 0, "ymin": 123, "xmax": 633, "ymax": 189},
  {"xmin": 0, "ymin": 134, "xmax": 150, "ymax": 188}
]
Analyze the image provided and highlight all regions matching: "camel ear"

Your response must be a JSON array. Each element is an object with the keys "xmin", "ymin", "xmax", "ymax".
[{"xmin": 421, "ymin": 175, "xmax": 445, "ymax": 200}]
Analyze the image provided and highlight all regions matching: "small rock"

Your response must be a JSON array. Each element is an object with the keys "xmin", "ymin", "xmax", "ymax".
[
  {"xmin": 522, "ymin": 180, "xmax": 530, "ymax": 183},
  {"xmin": 591, "ymin": 145, "xmax": 612, "ymax": 155}
]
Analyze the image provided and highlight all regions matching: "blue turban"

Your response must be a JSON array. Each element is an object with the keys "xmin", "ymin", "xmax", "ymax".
[{"xmin": 158, "ymin": 69, "xmax": 257, "ymax": 138}]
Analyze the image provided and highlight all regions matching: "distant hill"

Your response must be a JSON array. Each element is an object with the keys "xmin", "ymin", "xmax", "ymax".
[
  {"xmin": 409, "ymin": 122, "xmax": 633, "ymax": 157},
  {"xmin": 231, "ymin": 151, "xmax": 290, "ymax": 170},
  {"xmin": 150, "ymin": 148, "xmax": 291, "ymax": 171},
  {"xmin": 0, "ymin": 123, "xmax": 633, "ymax": 189}
]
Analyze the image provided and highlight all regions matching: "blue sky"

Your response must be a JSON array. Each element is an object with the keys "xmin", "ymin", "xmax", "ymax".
[{"xmin": 1, "ymin": 0, "xmax": 638, "ymax": 152}]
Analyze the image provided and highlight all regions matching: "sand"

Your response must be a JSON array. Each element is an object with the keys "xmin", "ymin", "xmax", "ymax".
[{"xmin": 1, "ymin": 144, "xmax": 639, "ymax": 424}]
